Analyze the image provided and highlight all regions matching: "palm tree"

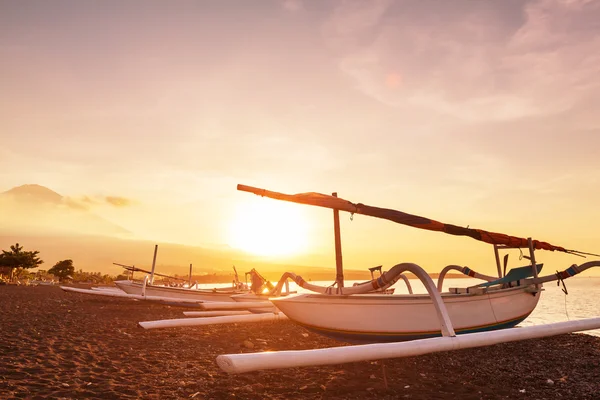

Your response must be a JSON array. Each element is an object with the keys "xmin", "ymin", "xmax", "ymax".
[{"xmin": 0, "ymin": 243, "xmax": 44, "ymax": 281}]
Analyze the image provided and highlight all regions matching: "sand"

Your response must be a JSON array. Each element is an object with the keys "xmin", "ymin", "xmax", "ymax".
[{"xmin": 1, "ymin": 284, "xmax": 599, "ymax": 399}]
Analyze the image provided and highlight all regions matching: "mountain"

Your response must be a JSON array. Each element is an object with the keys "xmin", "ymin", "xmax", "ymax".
[
  {"xmin": 0, "ymin": 184, "xmax": 130, "ymax": 237},
  {"xmin": 3, "ymin": 184, "xmax": 63, "ymax": 204}
]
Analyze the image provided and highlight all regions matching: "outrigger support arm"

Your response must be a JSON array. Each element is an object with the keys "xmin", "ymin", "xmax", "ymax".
[
  {"xmin": 437, "ymin": 265, "xmax": 498, "ymax": 292},
  {"xmin": 523, "ymin": 260, "xmax": 600, "ymax": 286},
  {"xmin": 378, "ymin": 263, "xmax": 455, "ymax": 338},
  {"xmin": 435, "ymin": 259, "xmax": 600, "ymax": 292},
  {"xmin": 397, "ymin": 274, "xmax": 414, "ymax": 294}
]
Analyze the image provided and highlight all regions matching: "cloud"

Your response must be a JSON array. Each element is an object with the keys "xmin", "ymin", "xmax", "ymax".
[
  {"xmin": 105, "ymin": 196, "xmax": 131, "ymax": 207},
  {"xmin": 64, "ymin": 197, "xmax": 89, "ymax": 210},
  {"xmin": 80, "ymin": 196, "xmax": 96, "ymax": 205},
  {"xmin": 323, "ymin": 0, "xmax": 600, "ymax": 122},
  {"xmin": 68, "ymin": 195, "xmax": 133, "ymax": 208},
  {"xmin": 281, "ymin": 0, "xmax": 303, "ymax": 12}
]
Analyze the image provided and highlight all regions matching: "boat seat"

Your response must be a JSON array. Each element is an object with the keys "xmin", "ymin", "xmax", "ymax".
[
  {"xmin": 476, "ymin": 264, "xmax": 543, "ymax": 288},
  {"xmin": 448, "ymin": 286, "xmax": 487, "ymax": 295},
  {"xmin": 369, "ymin": 265, "xmax": 383, "ymax": 273}
]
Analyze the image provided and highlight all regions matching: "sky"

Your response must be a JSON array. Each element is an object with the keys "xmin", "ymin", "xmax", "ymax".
[{"xmin": 1, "ymin": 0, "xmax": 599, "ymax": 276}]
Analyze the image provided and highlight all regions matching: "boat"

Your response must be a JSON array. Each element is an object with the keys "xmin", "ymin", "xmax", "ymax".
[
  {"xmin": 113, "ymin": 266, "xmax": 252, "ymax": 303},
  {"xmin": 113, "ymin": 245, "xmax": 251, "ymax": 302},
  {"xmin": 113, "ymin": 280, "xmax": 249, "ymax": 302},
  {"xmin": 232, "ymin": 184, "xmax": 600, "ymax": 343},
  {"xmin": 61, "ymin": 284, "xmax": 207, "ymax": 306},
  {"xmin": 214, "ymin": 184, "xmax": 600, "ymax": 373}
]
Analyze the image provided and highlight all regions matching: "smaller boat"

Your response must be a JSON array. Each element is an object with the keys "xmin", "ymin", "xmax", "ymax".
[
  {"xmin": 114, "ymin": 264, "xmax": 253, "ymax": 303},
  {"xmin": 113, "ymin": 245, "xmax": 251, "ymax": 302},
  {"xmin": 114, "ymin": 279, "xmax": 248, "ymax": 302}
]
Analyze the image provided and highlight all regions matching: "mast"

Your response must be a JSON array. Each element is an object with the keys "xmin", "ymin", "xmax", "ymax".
[
  {"xmin": 332, "ymin": 193, "xmax": 344, "ymax": 288},
  {"xmin": 150, "ymin": 244, "xmax": 158, "ymax": 285}
]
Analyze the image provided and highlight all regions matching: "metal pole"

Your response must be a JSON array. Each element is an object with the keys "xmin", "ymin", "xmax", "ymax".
[
  {"xmin": 332, "ymin": 192, "xmax": 344, "ymax": 288},
  {"xmin": 189, "ymin": 263, "xmax": 193, "ymax": 287},
  {"xmin": 150, "ymin": 244, "xmax": 158, "ymax": 285}
]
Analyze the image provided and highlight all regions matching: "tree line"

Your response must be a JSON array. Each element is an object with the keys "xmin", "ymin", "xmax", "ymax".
[{"xmin": 0, "ymin": 243, "xmax": 120, "ymax": 283}]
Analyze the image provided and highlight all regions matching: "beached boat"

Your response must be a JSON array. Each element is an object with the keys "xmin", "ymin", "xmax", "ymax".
[
  {"xmin": 271, "ymin": 284, "xmax": 540, "ymax": 342},
  {"xmin": 114, "ymin": 279, "xmax": 249, "ymax": 302},
  {"xmin": 214, "ymin": 185, "xmax": 600, "ymax": 373},
  {"xmin": 232, "ymin": 185, "xmax": 600, "ymax": 343},
  {"xmin": 113, "ymin": 247, "xmax": 251, "ymax": 302}
]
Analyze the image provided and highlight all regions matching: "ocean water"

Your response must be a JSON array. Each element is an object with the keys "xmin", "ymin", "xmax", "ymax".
[{"xmin": 267, "ymin": 276, "xmax": 600, "ymax": 337}]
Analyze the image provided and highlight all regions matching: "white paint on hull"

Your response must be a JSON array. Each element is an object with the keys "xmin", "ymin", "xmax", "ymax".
[
  {"xmin": 114, "ymin": 280, "xmax": 243, "ymax": 302},
  {"xmin": 60, "ymin": 286, "xmax": 203, "ymax": 304},
  {"xmin": 270, "ymin": 286, "xmax": 540, "ymax": 337}
]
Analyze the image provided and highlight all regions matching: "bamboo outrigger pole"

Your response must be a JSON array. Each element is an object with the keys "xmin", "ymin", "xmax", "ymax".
[{"xmin": 217, "ymin": 317, "xmax": 600, "ymax": 374}]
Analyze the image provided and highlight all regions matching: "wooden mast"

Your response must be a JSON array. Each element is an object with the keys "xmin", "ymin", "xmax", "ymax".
[
  {"xmin": 333, "ymin": 193, "xmax": 344, "ymax": 288},
  {"xmin": 150, "ymin": 244, "xmax": 158, "ymax": 285}
]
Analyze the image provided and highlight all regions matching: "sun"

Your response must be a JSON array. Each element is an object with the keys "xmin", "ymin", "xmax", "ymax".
[{"xmin": 228, "ymin": 197, "xmax": 309, "ymax": 257}]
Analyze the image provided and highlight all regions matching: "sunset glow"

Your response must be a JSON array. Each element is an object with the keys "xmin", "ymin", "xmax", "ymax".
[
  {"xmin": 0, "ymin": 1, "xmax": 598, "ymax": 276},
  {"xmin": 227, "ymin": 198, "xmax": 309, "ymax": 257},
  {"xmin": 3, "ymin": 3, "xmax": 600, "ymax": 398}
]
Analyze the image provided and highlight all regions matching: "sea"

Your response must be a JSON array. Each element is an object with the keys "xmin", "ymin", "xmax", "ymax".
[{"xmin": 205, "ymin": 276, "xmax": 600, "ymax": 337}]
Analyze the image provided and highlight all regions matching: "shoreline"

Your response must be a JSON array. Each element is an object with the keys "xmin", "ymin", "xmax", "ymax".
[{"xmin": 1, "ymin": 285, "xmax": 599, "ymax": 399}]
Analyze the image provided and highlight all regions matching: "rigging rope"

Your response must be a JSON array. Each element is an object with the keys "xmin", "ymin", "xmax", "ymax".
[{"xmin": 555, "ymin": 270, "xmax": 570, "ymax": 320}]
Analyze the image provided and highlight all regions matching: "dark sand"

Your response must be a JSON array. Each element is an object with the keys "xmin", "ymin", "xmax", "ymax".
[{"xmin": 1, "ymin": 285, "xmax": 599, "ymax": 399}]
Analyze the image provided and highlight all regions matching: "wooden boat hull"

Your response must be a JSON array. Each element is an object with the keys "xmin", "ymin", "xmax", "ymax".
[
  {"xmin": 114, "ymin": 280, "xmax": 245, "ymax": 302},
  {"xmin": 270, "ymin": 285, "xmax": 541, "ymax": 343}
]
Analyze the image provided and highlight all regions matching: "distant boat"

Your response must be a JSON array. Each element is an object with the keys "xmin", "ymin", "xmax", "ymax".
[
  {"xmin": 114, "ymin": 279, "xmax": 249, "ymax": 302},
  {"xmin": 113, "ymin": 252, "xmax": 252, "ymax": 302}
]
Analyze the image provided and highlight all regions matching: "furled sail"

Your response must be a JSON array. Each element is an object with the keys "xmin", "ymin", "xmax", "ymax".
[{"xmin": 237, "ymin": 184, "xmax": 597, "ymax": 257}]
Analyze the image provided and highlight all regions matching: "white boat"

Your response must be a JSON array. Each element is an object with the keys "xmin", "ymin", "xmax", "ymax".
[
  {"xmin": 114, "ymin": 279, "xmax": 247, "ymax": 302},
  {"xmin": 236, "ymin": 184, "xmax": 600, "ymax": 344},
  {"xmin": 214, "ymin": 185, "xmax": 600, "ymax": 373},
  {"xmin": 61, "ymin": 285, "xmax": 205, "ymax": 306},
  {"xmin": 270, "ymin": 285, "xmax": 539, "ymax": 342},
  {"xmin": 113, "ymin": 250, "xmax": 251, "ymax": 302}
]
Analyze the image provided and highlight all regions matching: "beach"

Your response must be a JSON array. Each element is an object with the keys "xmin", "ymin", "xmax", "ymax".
[{"xmin": 1, "ymin": 285, "xmax": 599, "ymax": 399}]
